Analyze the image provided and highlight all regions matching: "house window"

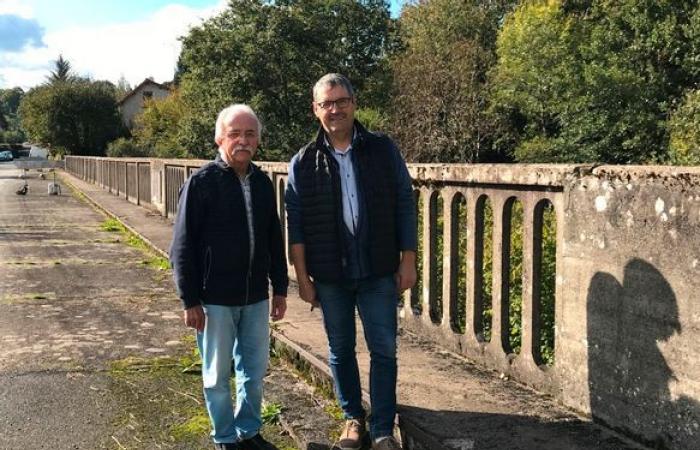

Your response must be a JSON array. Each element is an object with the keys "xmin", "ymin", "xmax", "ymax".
[{"xmin": 142, "ymin": 91, "xmax": 153, "ymax": 100}]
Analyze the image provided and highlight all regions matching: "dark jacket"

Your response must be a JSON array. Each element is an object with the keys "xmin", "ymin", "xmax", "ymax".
[
  {"xmin": 286, "ymin": 122, "xmax": 416, "ymax": 282},
  {"xmin": 170, "ymin": 156, "xmax": 288, "ymax": 309}
]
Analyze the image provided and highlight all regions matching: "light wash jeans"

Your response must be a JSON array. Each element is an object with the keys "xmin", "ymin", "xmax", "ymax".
[
  {"xmin": 315, "ymin": 275, "xmax": 398, "ymax": 440},
  {"xmin": 196, "ymin": 300, "xmax": 270, "ymax": 444}
]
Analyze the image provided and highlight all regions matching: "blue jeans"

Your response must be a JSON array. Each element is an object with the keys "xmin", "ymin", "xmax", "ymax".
[
  {"xmin": 196, "ymin": 300, "xmax": 270, "ymax": 444},
  {"xmin": 315, "ymin": 275, "xmax": 398, "ymax": 440}
]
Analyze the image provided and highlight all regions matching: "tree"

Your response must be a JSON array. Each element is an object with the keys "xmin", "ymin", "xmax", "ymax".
[
  {"xmin": 490, "ymin": 0, "xmax": 700, "ymax": 163},
  {"xmin": 115, "ymin": 76, "xmax": 132, "ymax": 100},
  {"xmin": 0, "ymin": 87, "xmax": 26, "ymax": 143},
  {"xmin": 388, "ymin": 0, "xmax": 517, "ymax": 163},
  {"xmin": 490, "ymin": 0, "xmax": 586, "ymax": 162},
  {"xmin": 669, "ymin": 89, "xmax": 700, "ymax": 165},
  {"xmin": 132, "ymin": 90, "xmax": 187, "ymax": 158},
  {"xmin": 47, "ymin": 54, "xmax": 75, "ymax": 84},
  {"xmin": 106, "ymin": 137, "xmax": 148, "ymax": 157},
  {"xmin": 0, "ymin": 87, "xmax": 24, "ymax": 116},
  {"xmin": 19, "ymin": 79, "xmax": 123, "ymax": 156},
  {"xmin": 176, "ymin": 0, "xmax": 394, "ymax": 160}
]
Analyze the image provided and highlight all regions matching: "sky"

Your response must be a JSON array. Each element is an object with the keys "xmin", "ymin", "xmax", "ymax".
[{"xmin": 0, "ymin": 0, "xmax": 405, "ymax": 91}]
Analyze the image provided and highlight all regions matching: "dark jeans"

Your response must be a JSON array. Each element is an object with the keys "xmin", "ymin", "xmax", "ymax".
[{"xmin": 315, "ymin": 275, "xmax": 398, "ymax": 439}]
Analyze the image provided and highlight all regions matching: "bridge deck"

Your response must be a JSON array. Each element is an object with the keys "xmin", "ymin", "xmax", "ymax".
[{"xmin": 0, "ymin": 167, "xmax": 645, "ymax": 449}]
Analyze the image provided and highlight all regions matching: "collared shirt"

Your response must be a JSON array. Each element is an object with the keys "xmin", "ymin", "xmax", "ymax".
[
  {"xmin": 220, "ymin": 153, "xmax": 255, "ymax": 263},
  {"xmin": 326, "ymin": 134, "xmax": 360, "ymax": 235},
  {"xmin": 239, "ymin": 170, "xmax": 255, "ymax": 263}
]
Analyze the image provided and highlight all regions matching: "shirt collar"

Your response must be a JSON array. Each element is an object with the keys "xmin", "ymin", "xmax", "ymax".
[
  {"xmin": 215, "ymin": 154, "xmax": 255, "ymax": 178},
  {"xmin": 323, "ymin": 126, "xmax": 357, "ymax": 154}
]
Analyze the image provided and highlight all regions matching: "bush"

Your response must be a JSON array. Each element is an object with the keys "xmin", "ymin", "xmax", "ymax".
[
  {"xmin": 0, "ymin": 130, "xmax": 25, "ymax": 144},
  {"xmin": 669, "ymin": 89, "xmax": 700, "ymax": 165},
  {"xmin": 106, "ymin": 138, "xmax": 148, "ymax": 157}
]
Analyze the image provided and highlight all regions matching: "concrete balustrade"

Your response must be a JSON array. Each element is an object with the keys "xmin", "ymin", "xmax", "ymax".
[{"xmin": 65, "ymin": 156, "xmax": 700, "ymax": 450}]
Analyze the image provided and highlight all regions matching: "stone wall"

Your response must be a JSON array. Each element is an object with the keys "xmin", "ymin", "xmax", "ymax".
[{"xmin": 558, "ymin": 166, "xmax": 700, "ymax": 448}]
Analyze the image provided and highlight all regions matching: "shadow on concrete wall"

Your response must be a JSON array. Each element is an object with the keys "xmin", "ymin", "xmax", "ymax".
[{"xmin": 587, "ymin": 258, "xmax": 700, "ymax": 450}]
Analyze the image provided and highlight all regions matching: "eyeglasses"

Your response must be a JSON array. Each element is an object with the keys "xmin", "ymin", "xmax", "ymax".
[{"xmin": 315, "ymin": 97, "xmax": 353, "ymax": 110}]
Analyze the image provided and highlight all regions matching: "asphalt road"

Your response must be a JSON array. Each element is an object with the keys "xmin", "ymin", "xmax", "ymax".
[{"xmin": 0, "ymin": 172, "xmax": 188, "ymax": 449}]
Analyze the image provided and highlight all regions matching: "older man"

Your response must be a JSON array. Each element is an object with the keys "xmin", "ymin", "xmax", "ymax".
[
  {"xmin": 285, "ymin": 74, "xmax": 417, "ymax": 450},
  {"xmin": 170, "ymin": 104, "xmax": 288, "ymax": 450}
]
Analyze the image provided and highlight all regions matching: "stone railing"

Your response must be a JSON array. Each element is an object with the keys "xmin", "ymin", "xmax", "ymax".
[{"xmin": 65, "ymin": 156, "xmax": 700, "ymax": 450}]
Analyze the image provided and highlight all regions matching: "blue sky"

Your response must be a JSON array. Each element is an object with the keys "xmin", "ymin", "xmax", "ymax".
[{"xmin": 0, "ymin": 0, "xmax": 405, "ymax": 90}]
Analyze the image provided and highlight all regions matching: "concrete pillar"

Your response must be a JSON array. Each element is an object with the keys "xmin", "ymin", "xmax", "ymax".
[
  {"xmin": 441, "ymin": 188, "xmax": 459, "ymax": 331},
  {"xmin": 488, "ymin": 194, "xmax": 511, "ymax": 358}
]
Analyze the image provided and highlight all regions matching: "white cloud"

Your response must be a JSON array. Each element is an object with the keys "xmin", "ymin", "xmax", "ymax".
[
  {"xmin": 0, "ymin": 1, "xmax": 227, "ymax": 90},
  {"xmin": 0, "ymin": 0, "xmax": 35, "ymax": 18}
]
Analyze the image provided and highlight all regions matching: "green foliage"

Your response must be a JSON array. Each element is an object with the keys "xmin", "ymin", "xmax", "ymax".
[
  {"xmin": 491, "ymin": 0, "xmax": 700, "ymax": 164},
  {"xmin": 669, "ymin": 89, "xmax": 700, "ymax": 165},
  {"xmin": 177, "ymin": 0, "xmax": 394, "ymax": 160},
  {"xmin": 0, "ymin": 129, "xmax": 25, "ymax": 144},
  {"xmin": 170, "ymin": 414, "xmax": 210, "ymax": 440},
  {"xmin": 389, "ymin": 0, "xmax": 517, "ymax": 163},
  {"xmin": 99, "ymin": 218, "xmax": 170, "ymax": 270},
  {"xmin": 131, "ymin": 90, "xmax": 187, "ymax": 158},
  {"xmin": 47, "ymin": 54, "xmax": 75, "ymax": 84},
  {"xmin": 261, "ymin": 402, "xmax": 283, "ymax": 425},
  {"xmin": 354, "ymin": 107, "xmax": 389, "ymax": 132},
  {"xmin": 0, "ymin": 87, "xmax": 24, "ymax": 116},
  {"xmin": 100, "ymin": 218, "xmax": 125, "ymax": 232},
  {"xmin": 19, "ymin": 78, "xmax": 123, "ymax": 156},
  {"xmin": 106, "ymin": 137, "xmax": 148, "ymax": 157},
  {"xmin": 481, "ymin": 201, "xmax": 493, "ymax": 341},
  {"xmin": 411, "ymin": 192, "xmax": 424, "ymax": 314},
  {"xmin": 0, "ymin": 87, "xmax": 26, "ymax": 143},
  {"xmin": 115, "ymin": 75, "xmax": 132, "ymax": 100}
]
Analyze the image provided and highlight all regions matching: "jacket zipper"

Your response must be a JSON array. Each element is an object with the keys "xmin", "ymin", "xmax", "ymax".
[
  {"xmin": 203, "ymin": 246, "xmax": 212, "ymax": 290},
  {"xmin": 244, "ymin": 174, "xmax": 253, "ymax": 306}
]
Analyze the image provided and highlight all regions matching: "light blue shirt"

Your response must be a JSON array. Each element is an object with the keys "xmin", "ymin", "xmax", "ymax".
[{"xmin": 327, "ymin": 136, "xmax": 360, "ymax": 236}]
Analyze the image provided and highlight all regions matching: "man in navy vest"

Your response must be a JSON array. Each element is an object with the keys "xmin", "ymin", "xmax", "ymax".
[
  {"xmin": 285, "ymin": 74, "xmax": 417, "ymax": 450},
  {"xmin": 171, "ymin": 104, "xmax": 288, "ymax": 450}
]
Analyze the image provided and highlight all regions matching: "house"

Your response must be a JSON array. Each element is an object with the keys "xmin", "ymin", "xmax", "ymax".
[{"xmin": 117, "ymin": 78, "xmax": 170, "ymax": 129}]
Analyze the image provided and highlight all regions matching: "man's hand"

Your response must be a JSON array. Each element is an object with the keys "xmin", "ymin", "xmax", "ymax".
[
  {"xmin": 270, "ymin": 295, "xmax": 287, "ymax": 321},
  {"xmin": 395, "ymin": 251, "xmax": 417, "ymax": 293},
  {"xmin": 184, "ymin": 304, "xmax": 205, "ymax": 332},
  {"xmin": 298, "ymin": 276, "xmax": 320, "ymax": 308}
]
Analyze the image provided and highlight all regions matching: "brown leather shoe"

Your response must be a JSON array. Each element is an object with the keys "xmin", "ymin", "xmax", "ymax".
[
  {"xmin": 338, "ymin": 418, "xmax": 366, "ymax": 450},
  {"xmin": 371, "ymin": 436, "xmax": 402, "ymax": 450}
]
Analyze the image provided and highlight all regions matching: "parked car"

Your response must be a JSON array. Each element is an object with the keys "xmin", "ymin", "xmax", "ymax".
[{"xmin": 0, "ymin": 150, "xmax": 14, "ymax": 162}]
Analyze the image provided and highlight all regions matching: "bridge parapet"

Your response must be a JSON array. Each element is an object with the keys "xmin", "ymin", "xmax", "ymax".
[{"xmin": 65, "ymin": 156, "xmax": 700, "ymax": 449}]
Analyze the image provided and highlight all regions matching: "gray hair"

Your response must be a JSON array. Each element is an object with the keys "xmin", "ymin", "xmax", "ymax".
[
  {"xmin": 312, "ymin": 73, "xmax": 355, "ymax": 100},
  {"xmin": 214, "ymin": 104, "xmax": 262, "ymax": 142}
]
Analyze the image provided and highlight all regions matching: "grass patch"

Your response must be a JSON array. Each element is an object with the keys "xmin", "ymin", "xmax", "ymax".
[
  {"xmin": 261, "ymin": 402, "xmax": 282, "ymax": 425},
  {"xmin": 108, "ymin": 339, "xmax": 298, "ymax": 449},
  {"xmin": 324, "ymin": 402, "xmax": 345, "ymax": 420},
  {"xmin": 171, "ymin": 414, "xmax": 210, "ymax": 441},
  {"xmin": 98, "ymin": 218, "xmax": 170, "ymax": 272},
  {"xmin": 100, "ymin": 218, "xmax": 125, "ymax": 233}
]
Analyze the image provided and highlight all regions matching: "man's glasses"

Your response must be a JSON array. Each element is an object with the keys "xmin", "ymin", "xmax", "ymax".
[{"xmin": 315, "ymin": 97, "xmax": 353, "ymax": 110}]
